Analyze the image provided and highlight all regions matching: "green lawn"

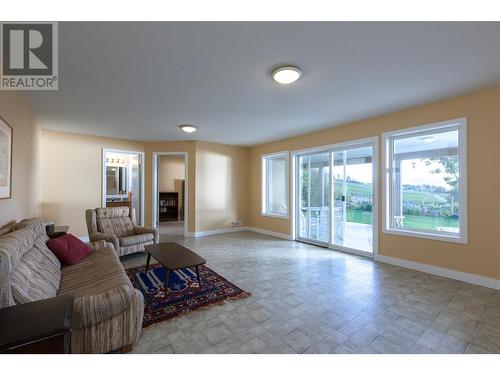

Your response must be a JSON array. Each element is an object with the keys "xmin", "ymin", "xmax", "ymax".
[
  {"xmin": 345, "ymin": 181, "xmax": 372, "ymax": 195},
  {"xmin": 401, "ymin": 215, "xmax": 459, "ymax": 230},
  {"xmin": 403, "ymin": 190, "xmax": 447, "ymax": 204},
  {"xmin": 339, "ymin": 180, "xmax": 449, "ymax": 205},
  {"xmin": 346, "ymin": 209, "xmax": 373, "ymax": 225},
  {"xmin": 332, "ymin": 181, "xmax": 458, "ymax": 230},
  {"xmin": 345, "ymin": 209, "xmax": 459, "ymax": 230}
]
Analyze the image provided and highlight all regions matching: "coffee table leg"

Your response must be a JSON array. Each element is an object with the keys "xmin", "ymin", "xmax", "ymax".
[
  {"xmin": 195, "ymin": 266, "xmax": 202, "ymax": 288},
  {"xmin": 145, "ymin": 253, "xmax": 151, "ymax": 273},
  {"xmin": 164, "ymin": 269, "xmax": 170, "ymax": 300}
]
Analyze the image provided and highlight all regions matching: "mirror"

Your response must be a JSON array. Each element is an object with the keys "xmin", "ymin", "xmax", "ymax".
[{"xmin": 106, "ymin": 166, "xmax": 128, "ymax": 195}]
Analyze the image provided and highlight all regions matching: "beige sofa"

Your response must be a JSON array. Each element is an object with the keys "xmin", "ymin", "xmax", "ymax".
[
  {"xmin": 86, "ymin": 207, "xmax": 159, "ymax": 256},
  {"xmin": 0, "ymin": 218, "xmax": 144, "ymax": 354}
]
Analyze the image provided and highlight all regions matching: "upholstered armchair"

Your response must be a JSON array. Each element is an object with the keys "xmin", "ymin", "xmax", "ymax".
[{"xmin": 86, "ymin": 207, "xmax": 159, "ymax": 256}]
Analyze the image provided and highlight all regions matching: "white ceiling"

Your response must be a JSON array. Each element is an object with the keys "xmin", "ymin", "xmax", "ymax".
[{"xmin": 26, "ymin": 22, "xmax": 500, "ymax": 146}]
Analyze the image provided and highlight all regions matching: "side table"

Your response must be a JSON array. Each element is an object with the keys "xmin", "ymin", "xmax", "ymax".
[{"xmin": 0, "ymin": 294, "xmax": 74, "ymax": 354}]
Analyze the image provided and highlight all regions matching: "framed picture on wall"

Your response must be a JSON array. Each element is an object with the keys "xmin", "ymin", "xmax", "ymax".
[{"xmin": 0, "ymin": 117, "xmax": 13, "ymax": 199}]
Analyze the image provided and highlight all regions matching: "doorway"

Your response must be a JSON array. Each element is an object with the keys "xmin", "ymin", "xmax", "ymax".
[
  {"xmin": 102, "ymin": 149, "xmax": 145, "ymax": 225},
  {"xmin": 152, "ymin": 152, "xmax": 188, "ymax": 236},
  {"xmin": 294, "ymin": 138, "xmax": 378, "ymax": 257}
]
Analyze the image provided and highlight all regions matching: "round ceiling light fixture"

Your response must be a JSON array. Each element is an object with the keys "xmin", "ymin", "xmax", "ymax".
[
  {"xmin": 180, "ymin": 125, "xmax": 198, "ymax": 134},
  {"xmin": 272, "ymin": 66, "xmax": 302, "ymax": 84}
]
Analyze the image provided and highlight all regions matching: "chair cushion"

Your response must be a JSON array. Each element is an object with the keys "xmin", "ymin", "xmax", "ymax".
[
  {"xmin": 47, "ymin": 234, "xmax": 93, "ymax": 266},
  {"xmin": 97, "ymin": 216, "xmax": 135, "ymax": 237},
  {"xmin": 95, "ymin": 207, "xmax": 130, "ymax": 219},
  {"xmin": 119, "ymin": 233, "xmax": 154, "ymax": 247},
  {"xmin": 58, "ymin": 247, "xmax": 132, "ymax": 299}
]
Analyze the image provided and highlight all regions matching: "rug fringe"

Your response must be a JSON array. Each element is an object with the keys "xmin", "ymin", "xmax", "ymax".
[{"xmin": 141, "ymin": 291, "xmax": 251, "ymax": 332}]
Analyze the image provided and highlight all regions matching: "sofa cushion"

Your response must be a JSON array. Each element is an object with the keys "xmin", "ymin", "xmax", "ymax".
[
  {"xmin": 58, "ymin": 247, "xmax": 132, "ymax": 299},
  {"xmin": 11, "ymin": 239, "xmax": 61, "ymax": 305},
  {"xmin": 0, "ymin": 221, "xmax": 16, "ymax": 237},
  {"xmin": 119, "ymin": 233, "xmax": 154, "ymax": 247},
  {"xmin": 47, "ymin": 234, "xmax": 92, "ymax": 266},
  {"xmin": 0, "ymin": 219, "xmax": 62, "ymax": 307}
]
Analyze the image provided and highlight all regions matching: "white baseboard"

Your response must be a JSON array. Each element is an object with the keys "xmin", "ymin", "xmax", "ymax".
[
  {"xmin": 186, "ymin": 226, "xmax": 250, "ymax": 238},
  {"xmin": 247, "ymin": 226, "xmax": 293, "ymax": 240},
  {"xmin": 375, "ymin": 254, "xmax": 500, "ymax": 290},
  {"xmin": 183, "ymin": 226, "xmax": 293, "ymax": 240}
]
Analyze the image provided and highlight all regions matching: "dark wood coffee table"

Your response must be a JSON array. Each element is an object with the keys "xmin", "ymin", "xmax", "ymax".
[{"xmin": 144, "ymin": 242, "xmax": 206, "ymax": 299}]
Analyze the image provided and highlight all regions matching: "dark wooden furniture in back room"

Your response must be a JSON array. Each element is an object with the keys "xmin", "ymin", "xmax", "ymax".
[
  {"xmin": 158, "ymin": 192, "xmax": 179, "ymax": 222},
  {"xmin": 0, "ymin": 294, "xmax": 74, "ymax": 354},
  {"xmin": 145, "ymin": 242, "xmax": 206, "ymax": 300}
]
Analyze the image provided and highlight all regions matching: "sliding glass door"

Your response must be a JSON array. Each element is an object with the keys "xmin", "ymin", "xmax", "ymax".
[
  {"xmin": 332, "ymin": 146, "xmax": 374, "ymax": 253},
  {"xmin": 297, "ymin": 152, "xmax": 330, "ymax": 244},
  {"xmin": 295, "ymin": 140, "xmax": 376, "ymax": 255}
]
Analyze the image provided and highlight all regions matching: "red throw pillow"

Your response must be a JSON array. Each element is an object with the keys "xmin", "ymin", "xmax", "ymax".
[{"xmin": 47, "ymin": 234, "xmax": 92, "ymax": 266}]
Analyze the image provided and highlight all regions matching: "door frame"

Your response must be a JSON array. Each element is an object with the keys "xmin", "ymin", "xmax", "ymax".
[
  {"xmin": 101, "ymin": 148, "xmax": 145, "ymax": 226},
  {"xmin": 291, "ymin": 136, "xmax": 379, "ymax": 258},
  {"xmin": 151, "ymin": 151, "xmax": 189, "ymax": 236}
]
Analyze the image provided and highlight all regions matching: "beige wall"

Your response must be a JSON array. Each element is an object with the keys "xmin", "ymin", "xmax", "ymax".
[
  {"xmin": 158, "ymin": 156, "xmax": 185, "ymax": 192},
  {"xmin": 195, "ymin": 141, "xmax": 248, "ymax": 232},
  {"xmin": 41, "ymin": 130, "xmax": 144, "ymax": 237},
  {"xmin": 158, "ymin": 155, "xmax": 185, "ymax": 218},
  {"xmin": 41, "ymin": 135, "xmax": 197, "ymax": 235},
  {"xmin": 41, "ymin": 136, "xmax": 248, "ymax": 235},
  {"xmin": 248, "ymin": 87, "xmax": 500, "ymax": 279},
  {"xmin": 0, "ymin": 92, "xmax": 41, "ymax": 228}
]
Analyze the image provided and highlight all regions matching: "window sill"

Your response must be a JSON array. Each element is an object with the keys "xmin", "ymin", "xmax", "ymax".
[
  {"xmin": 261, "ymin": 213, "xmax": 289, "ymax": 220},
  {"xmin": 382, "ymin": 227, "xmax": 467, "ymax": 244}
]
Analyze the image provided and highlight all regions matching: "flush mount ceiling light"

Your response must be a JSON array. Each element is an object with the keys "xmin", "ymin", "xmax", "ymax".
[
  {"xmin": 272, "ymin": 66, "xmax": 302, "ymax": 84},
  {"xmin": 180, "ymin": 125, "xmax": 197, "ymax": 134}
]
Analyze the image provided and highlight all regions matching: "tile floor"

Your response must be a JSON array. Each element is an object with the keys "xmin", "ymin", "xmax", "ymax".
[
  {"xmin": 121, "ymin": 231, "xmax": 500, "ymax": 354},
  {"xmin": 158, "ymin": 221, "xmax": 184, "ymax": 236}
]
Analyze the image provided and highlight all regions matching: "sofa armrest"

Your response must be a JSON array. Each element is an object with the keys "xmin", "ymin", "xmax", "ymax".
[
  {"xmin": 72, "ymin": 286, "xmax": 141, "ymax": 329},
  {"xmin": 134, "ymin": 226, "xmax": 159, "ymax": 243},
  {"xmin": 89, "ymin": 232, "xmax": 119, "ymax": 252}
]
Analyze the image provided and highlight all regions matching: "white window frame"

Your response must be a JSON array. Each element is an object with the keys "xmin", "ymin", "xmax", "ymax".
[
  {"xmin": 261, "ymin": 151, "xmax": 289, "ymax": 219},
  {"xmin": 382, "ymin": 118, "xmax": 467, "ymax": 244}
]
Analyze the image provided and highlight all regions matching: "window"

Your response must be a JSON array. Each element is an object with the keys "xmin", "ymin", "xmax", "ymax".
[
  {"xmin": 262, "ymin": 152, "xmax": 289, "ymax": 217},
  {"xmin": 383, "ymin": 118, "xmax": 467, "ymax": 243}
]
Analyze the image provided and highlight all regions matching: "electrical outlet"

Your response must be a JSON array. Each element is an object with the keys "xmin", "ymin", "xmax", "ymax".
[{"xmin": 231, "ymin": 220, "xmax": 242, "ymax": 226}]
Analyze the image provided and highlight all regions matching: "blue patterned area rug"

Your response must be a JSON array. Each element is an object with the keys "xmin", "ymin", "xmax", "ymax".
[{"xmin": 126, "ymin": 263, "xmax": 251, "ymax": 327}]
